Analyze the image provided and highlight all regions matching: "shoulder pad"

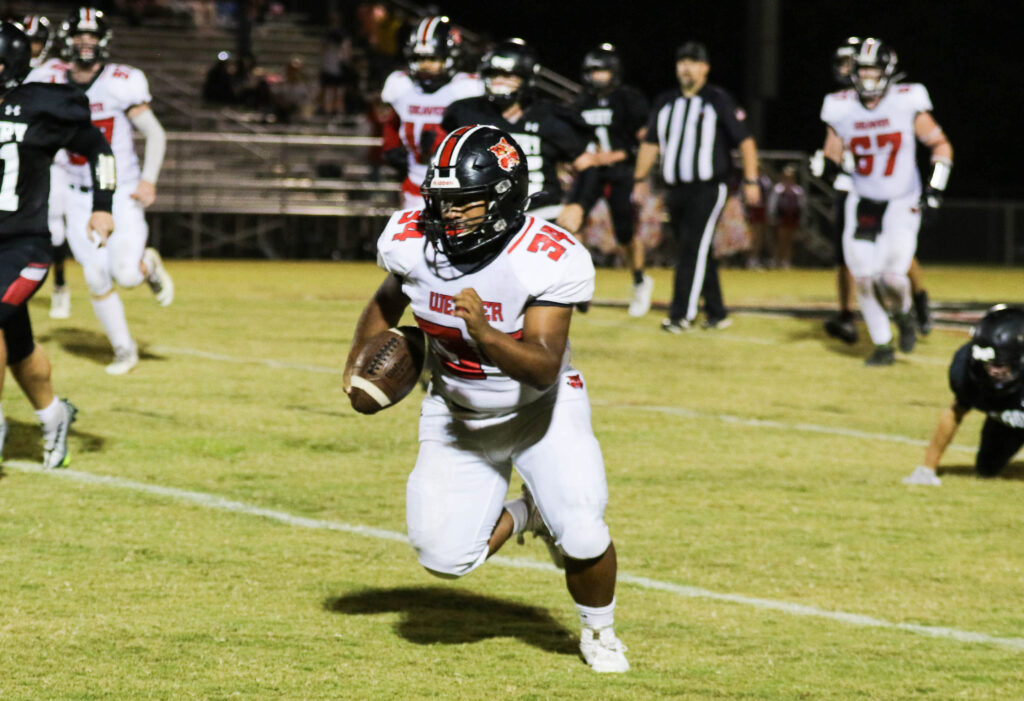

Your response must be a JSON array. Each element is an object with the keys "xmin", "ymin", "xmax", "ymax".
[
  {"xmin": 376, "ymin": 209, "xmax": 427, "ymax": 276},
  {"xmin": 506, "ymin": 217, "xmax": 595, "ymax": 303},
  {"xmin": 381, "ymin": 71, "xmax": 413, "ymax": 103},
  {"xmin": 10, "ymin": 82, "xmax": 90, "ymax": 122}
]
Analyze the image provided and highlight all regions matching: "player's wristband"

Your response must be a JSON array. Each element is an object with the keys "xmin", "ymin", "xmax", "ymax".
[
  {"xmin": 821, "ymin": 158, "xmax": 841, "ymax": 187},
  {"xmin": 928, "ymin": 159, "xmax": 952, "ymax": 192},
  {"xmin": 743, "ymin": 178, "xmax": 758, "ymax": 185},
  {"xmin": 92, "ymin": 189, "xmax": 114, "ymax": 213}
]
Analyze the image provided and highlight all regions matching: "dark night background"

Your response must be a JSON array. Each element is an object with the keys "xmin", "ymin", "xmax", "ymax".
[{"xmin": 422, "ymin": 0, "xmax": 1021, "ymax": 200}]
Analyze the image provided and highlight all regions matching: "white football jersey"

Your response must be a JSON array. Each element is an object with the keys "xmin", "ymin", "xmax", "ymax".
[
  {"xmin": 26, "ymin": 60, "xmax": 152, "ymax": 187},
  {"xmin": 381, "ymin": 71, "xmax": 483, "ymax": 190},
  {"xmin": 376, "ymin": 210, "xmax": 594, "ymax": 414},
  {"xmin": 821, "ymin": 83, "xmax": 932, "ymax": 201}
]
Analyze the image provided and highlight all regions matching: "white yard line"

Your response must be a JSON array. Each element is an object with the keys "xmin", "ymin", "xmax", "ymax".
[
  {"xmin": 5, "ymin": 459, "xmax": 1021, "ymax": 652},
  {"xmin": 592, "ymin": 400, "xmax": 977, "ymax": 454},
  {"xmin": 149, "ymin": 344, "xmax": 975, "ymax": 454}
]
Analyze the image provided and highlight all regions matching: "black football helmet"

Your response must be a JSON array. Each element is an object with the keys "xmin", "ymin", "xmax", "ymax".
[
  {"xmin": 479, "ymin": 38, "xmax": 538, "ymax": 110},
  {"xmin": 0, "ymin": 22, "xmax": 32, "ymax": 96},
  {"xmin": 420, "ymin": 125, "xmax": 529, "ymax": 264},
  {"xmin": 23, "ymin": 15, "xmax": 52, "ymax": 63},
  {"xmin": 969, "ymin": 305, "xmax": 1024, "ymax": 397},
  {"xmin": 581, "ymin": 43, "xmax": 621, "ymax": 94},
  {"xmin": 831, "ymin": 36, "xmax": 861, "ymax": 86},
  {"xmin": 59, "ymin": 7, "xmax": 112, "ymax": 65},
  {"xmin": 404, "ymin": 15, "xmax": 462, "ymax": 93},
  {"xmin": 850, "ymin": 37, "xmax": 897, "ymax": 100}
]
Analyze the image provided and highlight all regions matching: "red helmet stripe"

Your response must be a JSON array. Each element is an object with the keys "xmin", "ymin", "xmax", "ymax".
[
  {"xmin": 419, "ymin": 17, "xmax": 436, "ymax": 44},
  {"xmin": 436, "ymin": 126, "xmax": 475, "ymax": 168}
]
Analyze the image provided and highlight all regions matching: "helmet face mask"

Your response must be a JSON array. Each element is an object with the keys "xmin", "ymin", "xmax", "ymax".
[
  {"xmin": 969, "ymin": 305, "xmax": 1024, "ymax": 397},
  {"xmin": 60, "ymin": 7, "xmax": 112, "ymax": 66},
  {"xmin": 420, "ymin": 125, "xmax": 528, "ymax": 265},
  {"xmin": 404, "ymin": 16, "xmax": 460, "ymax": 93},
  {"xmin": 581, "ymin": 43, "xmax": 621, "ymax": 94},
  {"xmin": 480, "ymin": 39, "xmax": 537, "ymax": 110},
  {"xmin": 850, "ymin": 37, "xmax": 897, "ymax": 101}
]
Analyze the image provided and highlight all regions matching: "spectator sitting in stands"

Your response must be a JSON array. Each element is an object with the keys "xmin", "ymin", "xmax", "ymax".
[
  {"xmin": 202, "ymin": 51, "xmax": 242, "ymax": 105},
  {"xmin": 269, "ymin": 57, "xmax": 316, "ymax": 124}
]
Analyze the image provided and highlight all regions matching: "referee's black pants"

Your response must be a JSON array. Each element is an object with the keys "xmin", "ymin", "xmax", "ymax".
[{"xmin": 664, "ymin": 182, "xmax": 728, "ymax": 323}]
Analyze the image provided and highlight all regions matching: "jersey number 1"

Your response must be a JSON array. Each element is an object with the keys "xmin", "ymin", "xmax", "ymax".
[{"xmin": 0, "ymin": 142, "xmax": 20, "ymax": 211}]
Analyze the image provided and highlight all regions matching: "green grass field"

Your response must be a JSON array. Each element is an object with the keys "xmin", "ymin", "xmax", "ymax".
[{"xmin": 2, "ymin": 261, "xmax": 1023, "ymax": 700}]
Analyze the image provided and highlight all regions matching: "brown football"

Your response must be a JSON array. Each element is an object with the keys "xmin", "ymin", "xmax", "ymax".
[{"xmin": 348, "ymin": 325, "xmax": 427, "ymax": 414}]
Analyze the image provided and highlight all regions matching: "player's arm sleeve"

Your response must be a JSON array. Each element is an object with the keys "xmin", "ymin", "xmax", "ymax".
[
  {"xmin": 380, "ymin": 71, "xmax": 403, "ymax": 104},
  {"xmin": 551, "ymin": 105, "xmax": 593, "ymax": 160},
  {"xmin": 65, "ymin": 121, "xmax": 116, "ymax": 212},
  {"xmin": 129, "ymin": 107, "xmax": 166, "ymax": 184},
  {"xmin": 947, "ymin": 344, "xmax": 976, "ymax": 408},
  {"xmin": 374, "ymin": 211, "xmax": 420, "ymax": 277},
  {"xmin": 910, "ymin": 83, "xmax": 934, "ymax": 114}
]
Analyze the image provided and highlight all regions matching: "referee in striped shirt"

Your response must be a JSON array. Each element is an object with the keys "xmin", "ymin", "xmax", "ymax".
[{"xmin": 633, "ymin": 41, "xmax": 761, "ymax": 332}]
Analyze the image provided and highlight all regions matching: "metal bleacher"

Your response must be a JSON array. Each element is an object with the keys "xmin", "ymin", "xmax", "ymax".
[{"xmin": 22, "ymin": 3, "xmax": 394, "ymax": 258}]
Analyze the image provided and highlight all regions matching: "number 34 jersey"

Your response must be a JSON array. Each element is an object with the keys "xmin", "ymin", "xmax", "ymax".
[
  {"xmin": 26, "ymin": 58, "xmax": 151, "ymax": 188},
  {"xmin": 376, "ymin": 210, "xmax": 595, "ymax": 414},
  {"xmin": 820, "ymin": 83, "xmax": 932, "ymax": 202}
]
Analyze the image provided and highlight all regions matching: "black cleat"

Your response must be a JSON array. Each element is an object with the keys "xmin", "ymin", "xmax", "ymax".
[
  {"xmin": 824, "ymin": 314, "xmax": 858, "ymax": 345},
  {"xmin": 896, "ymin": 312, "xmax": 917, "ymax": 353},
  {"xmin": 865, "ymin": 344, "xmax": 896, "ymax": 366},
  {"xmin": 913, "ymin": 290, "xmax": 932, "ymax": 335}
]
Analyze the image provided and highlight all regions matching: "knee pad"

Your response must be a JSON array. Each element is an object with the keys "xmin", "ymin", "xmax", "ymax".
[
  {"xmin": 112, "ymin": 259, "xmax": 145, "ymax": 289},
  {"xmin": 555, "ymin": 513, "xmax": 611, "ymax": 561},
  {"xmin": 82, "ymin": 262, "xmax": 113, "ymax": 297},
  {"xmin": 2, "ymin": 306, "xmax": 35, "ymax": 365}
]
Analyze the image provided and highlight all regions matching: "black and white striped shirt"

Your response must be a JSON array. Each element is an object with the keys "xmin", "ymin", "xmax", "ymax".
[{"xmin": 644, "ymin": 84, "xmax": 751, "ymax": 185}]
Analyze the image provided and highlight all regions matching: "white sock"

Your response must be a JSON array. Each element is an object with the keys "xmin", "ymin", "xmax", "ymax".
[
  {"xmin": 91, "ymin": 293, "xmax": 134, "ymax": 352},
  {"xmin": 35, "ymin": 397, "xmax": 64, "ymax": 432},
  {"xmin": 577, "ymin": 598, "xmax": 616, "ymax": 631},
  {"xmin": 855, "ymin": 278, "xmax": 893, "ymax": 346},
  {"xmin": 503, "ymin": 497, "xmax": 529, "ymax": 535}
]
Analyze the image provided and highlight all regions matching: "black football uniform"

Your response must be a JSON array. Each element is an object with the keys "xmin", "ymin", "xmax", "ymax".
[
  {"xmin": 569, "ymin": 85, "xmax": 649, "ymax": 244},
  {"xmin": 0, "ymin": 82, "xmax": 115, "ymax": 361},
  {"xmin": 441, "ymin": 96, "xmax": 592, "ymax": 212},
  {"xmin": 0, "ymin": 82, "xmax": 114, "ymax": 239},
  {"xmin": 948, "ymin": 343, "xmax": 1024, "ymax": 476}
]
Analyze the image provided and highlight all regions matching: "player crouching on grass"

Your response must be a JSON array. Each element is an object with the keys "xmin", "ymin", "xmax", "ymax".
[
  {"xmin": 343, "ymin": 125, "xmax": 629, "ymax": 673},
  {"xmin": 905, "ymin": 305, "xmax": 1024, "ymax": 486},
  {"xmin": 0, "ymin": 21, "xmax": 115, "ymax": 468}
]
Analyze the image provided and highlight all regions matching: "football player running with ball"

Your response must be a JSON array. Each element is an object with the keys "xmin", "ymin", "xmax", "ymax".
[
  {"xmin": 344, "ymin": 125, "xmax": 629, "ymax": 673},
  {"xmin": 819, "ymin": 38, "xmax": 952, "ymax": 366},
  {"xmin": 27, "ymin": 7, "xmax": 172, "ymax": 375}
]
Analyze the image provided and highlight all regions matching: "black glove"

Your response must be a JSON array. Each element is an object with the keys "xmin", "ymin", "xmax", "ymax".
[
  {"xmin": 383, "ymin": 145, "xmax": 409, "ymax": 175},
  {"xmin": 919, "ymin": 187, "xmax": 943, "ymax": 228},
  {"xmin": 418, "ymin": 130, "xmax": 438, "ymax": 165}
]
